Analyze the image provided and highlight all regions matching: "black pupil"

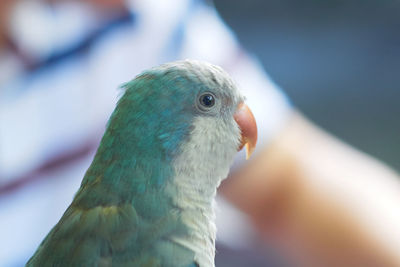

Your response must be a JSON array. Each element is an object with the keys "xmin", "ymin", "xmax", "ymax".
[{"xmin": 201, "ymin": 94, "xmax": 214, "ymax": 107}]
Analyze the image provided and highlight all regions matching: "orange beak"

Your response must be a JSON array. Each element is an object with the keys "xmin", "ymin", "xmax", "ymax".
[{"xmin": 234, "ymin": 103, "xmax": 257, "ymax": 160}]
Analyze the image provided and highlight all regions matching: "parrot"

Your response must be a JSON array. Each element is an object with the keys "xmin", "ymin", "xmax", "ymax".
[{"xmin": 26, "ymin": 60, "xmax": 257, "ymax": 267}]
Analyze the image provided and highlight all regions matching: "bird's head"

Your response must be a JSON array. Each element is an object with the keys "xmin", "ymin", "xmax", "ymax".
[{"xmin": 94, "ymin": 60, "xmax": 256, "ymax": 197}]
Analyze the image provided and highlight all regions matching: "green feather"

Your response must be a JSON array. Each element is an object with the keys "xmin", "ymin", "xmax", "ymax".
[{"xmin": 27, "ymin": 66, "xmax": 198, "ymax": 267}]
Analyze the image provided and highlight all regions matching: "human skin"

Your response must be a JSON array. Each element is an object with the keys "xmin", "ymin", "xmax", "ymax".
[
  {"xmin": 221, "ymin": 111, "xmax": 400, "ymax": 267},
  {"xmin": 0, "ymin": 0, "xmax": 15, "ymax": 54}
]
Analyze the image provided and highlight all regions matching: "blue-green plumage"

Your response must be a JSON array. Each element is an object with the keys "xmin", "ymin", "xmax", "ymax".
[{"xmin": 27, "ymin": 60, "xmax": 244, "ymax": 267}]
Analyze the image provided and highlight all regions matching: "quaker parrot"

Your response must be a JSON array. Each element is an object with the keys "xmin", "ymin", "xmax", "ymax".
[{"xmin": 26, "ymin": 60, "xmax": 257, "ymax": 267}]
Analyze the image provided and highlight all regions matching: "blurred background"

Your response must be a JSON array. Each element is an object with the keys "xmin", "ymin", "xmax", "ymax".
[
  {"xmin": 1, "ymin": 0, "xmax": 399, "ymax": 266},
  {"xmin": 214, "ymin": 0, "xmax": 400, "ymax": 171}
]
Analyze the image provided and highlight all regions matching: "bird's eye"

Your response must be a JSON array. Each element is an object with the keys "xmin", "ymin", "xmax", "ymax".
[{"xmin": 199, "ymin": 93, "xmax": 215, "ymax": 108}]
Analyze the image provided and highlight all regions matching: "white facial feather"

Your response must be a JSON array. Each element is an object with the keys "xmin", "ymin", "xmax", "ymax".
[{"xmin": 169, "ymin": 115, "xmax": 241, "ymax": 267}]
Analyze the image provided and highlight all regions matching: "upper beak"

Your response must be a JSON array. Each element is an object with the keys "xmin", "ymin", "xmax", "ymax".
[{"xmin": 234, "ymin": 102, "xmax": 257, "ymax": 159}]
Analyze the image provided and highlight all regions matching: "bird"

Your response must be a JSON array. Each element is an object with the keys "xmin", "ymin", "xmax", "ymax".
[{"xmin": 26, "ymin": 60, "xmax": 257, "ymax": 267}]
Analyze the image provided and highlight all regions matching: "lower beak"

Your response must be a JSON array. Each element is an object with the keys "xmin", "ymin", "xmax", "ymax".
[{"xmin": 234, "ymin": 103, "xmax": 257, "ymax": 159}]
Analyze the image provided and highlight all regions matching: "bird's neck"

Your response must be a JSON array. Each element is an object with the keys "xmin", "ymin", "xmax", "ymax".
[
  {"xmin": 167, "ymin": 174, "xmax": 218, "ymax": 267},
  {"xmin": 164, "ymin": 116, "xmax": 237, "ymax": 267},
  {"xmin": 167, "ymin": 152, "xmax": 232, "ymax": 265}
]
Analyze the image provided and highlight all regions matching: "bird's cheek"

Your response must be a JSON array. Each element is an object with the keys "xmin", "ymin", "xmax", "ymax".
[{"xmin": 233, "ymin": 103, "xmax": 257, "ymax": 159}]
